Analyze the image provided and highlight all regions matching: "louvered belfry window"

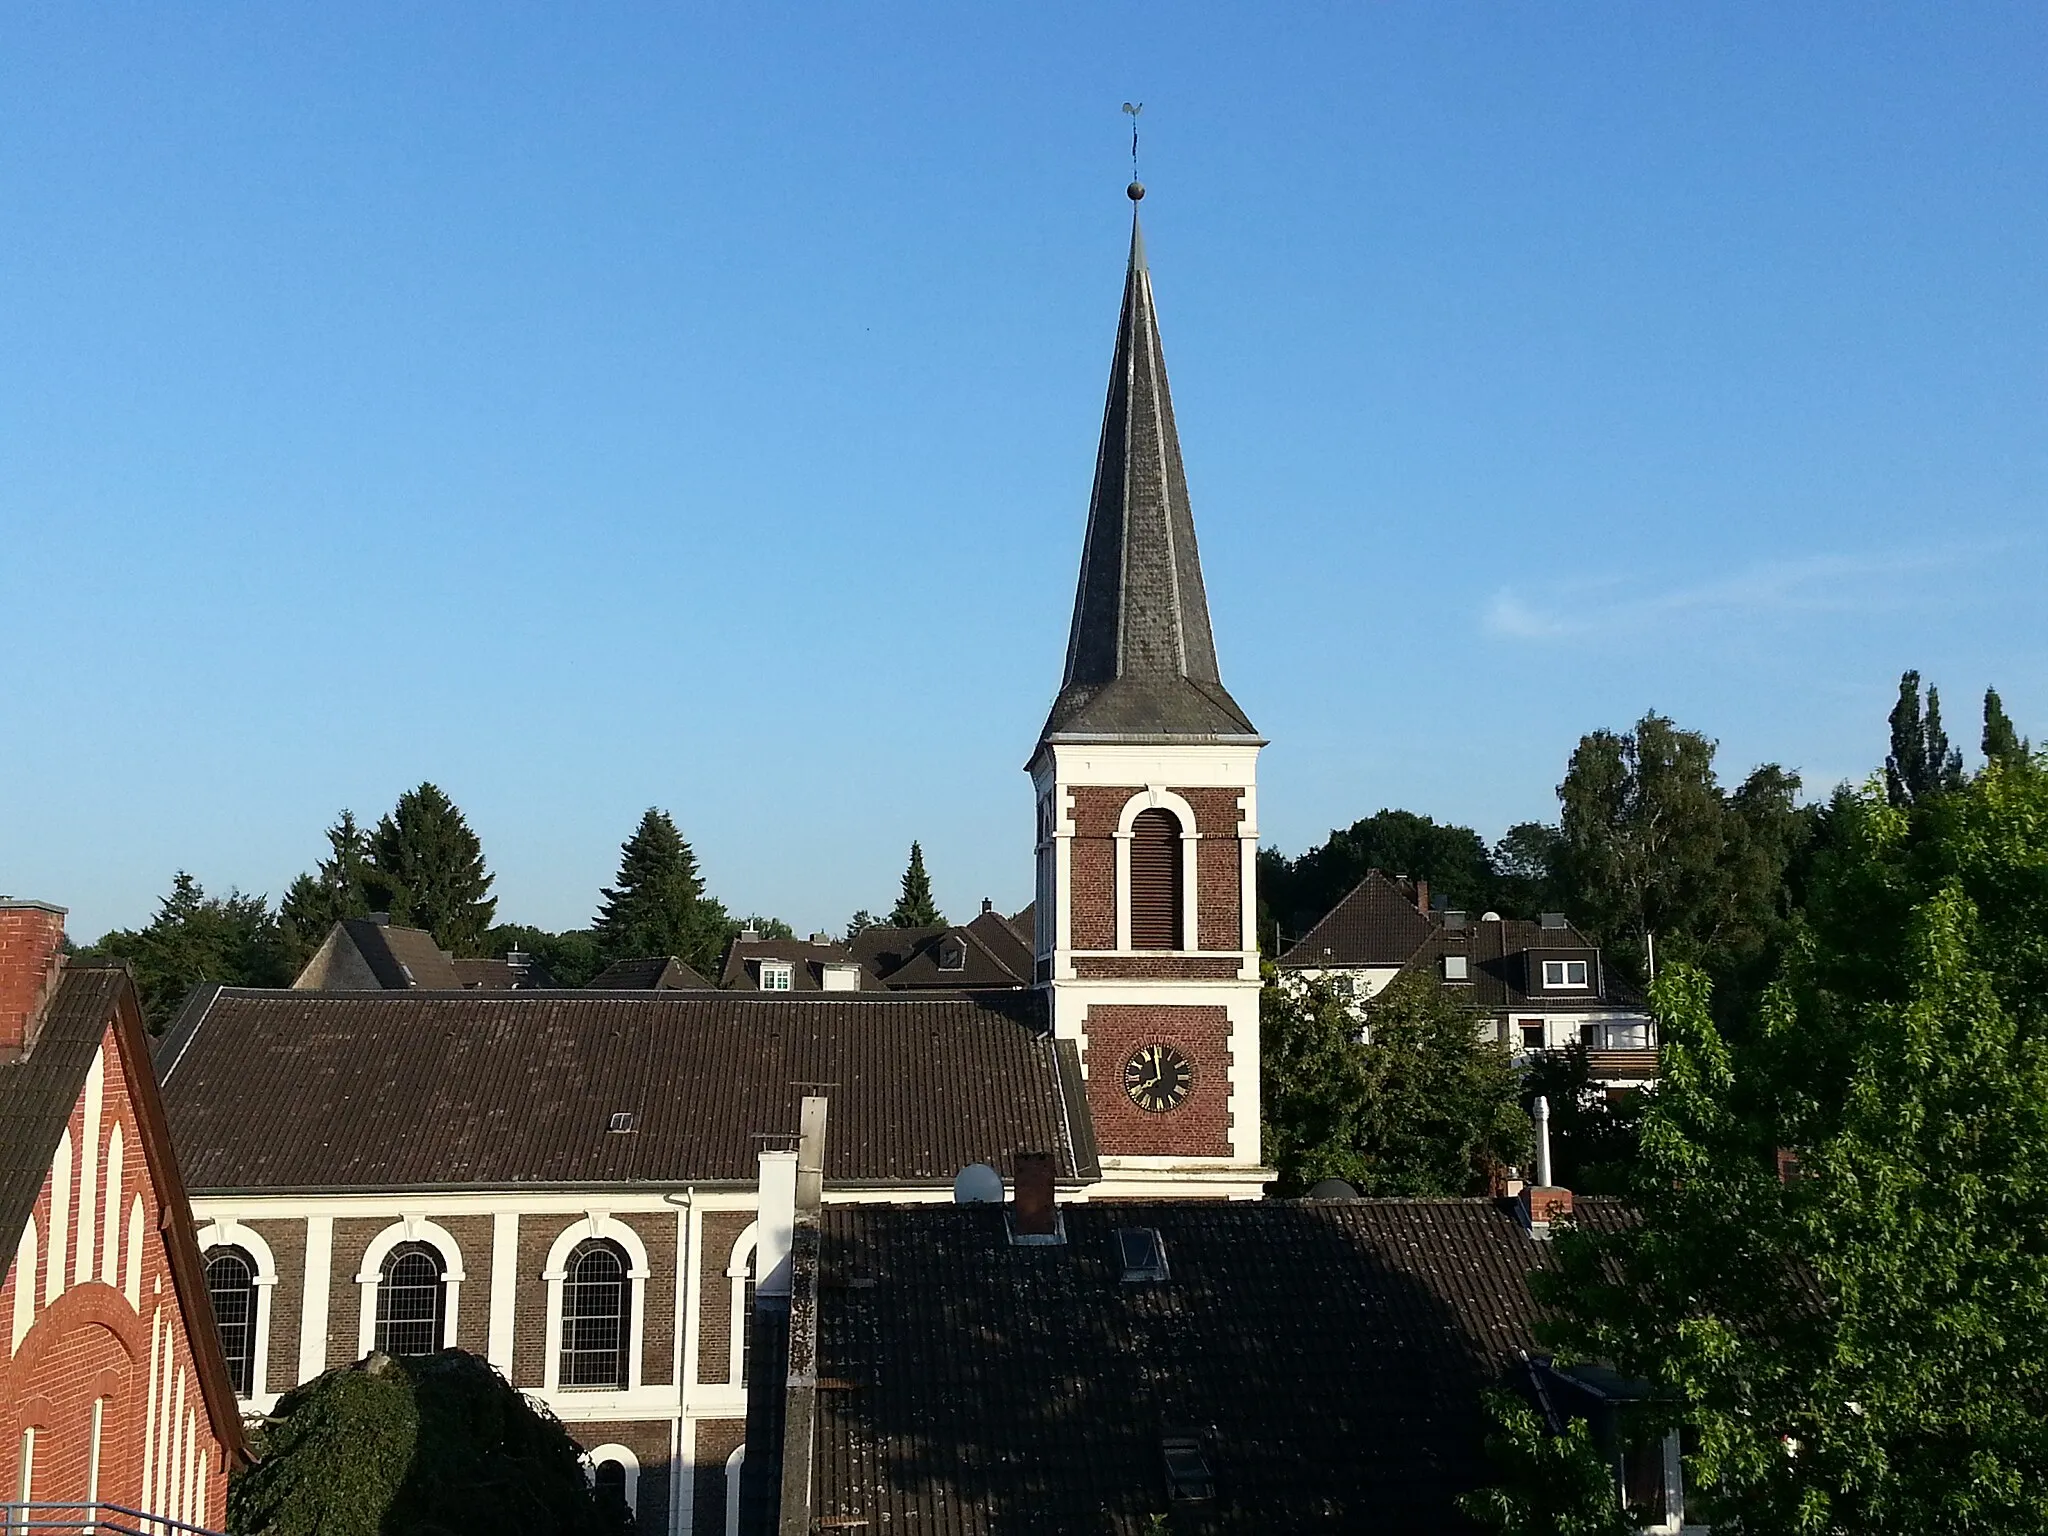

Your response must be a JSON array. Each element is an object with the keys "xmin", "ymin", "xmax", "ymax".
[{"xmin": 1129, "ymin": 808, "xmax": 1184, "ymax": 950}]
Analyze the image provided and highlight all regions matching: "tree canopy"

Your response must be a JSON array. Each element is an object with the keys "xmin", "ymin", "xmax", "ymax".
[
  {"xmin": 1537, "ymin": 757, "xmax": 2048, "ymax": 1534},
  {"xmin": 86, "ymin": 872, "xmax": 290, "ymax": 1030},
  {"xmin": 887, "ymin": 841, "xmax": 943, "ymax": 928},
  {"xmin": 229, "ymin": 1349, "xmax": 626, "ymax": 1536},
  {"xmin": 592, "ymin": 808, "xmax": 730, "ymax": 975},
  {"xmin": 1885, "ymin": 668, "xmax": 1965, "ymax": 808},
  {"xmin": 1261, "ymin": 971, "xmax": 1527, "ymax": 1197},
  {"xmin": 278, "ymin": 810, "xmax": 374, "ymax": 964},
  {"xmin": 363, "ymin": 782, "xmax": 497, "ymax": 955}
]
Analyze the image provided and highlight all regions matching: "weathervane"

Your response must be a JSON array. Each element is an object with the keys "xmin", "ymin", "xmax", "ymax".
[{"xmin": 1122, "ymin": 101, "xmax": 1144, "ymax": 200}]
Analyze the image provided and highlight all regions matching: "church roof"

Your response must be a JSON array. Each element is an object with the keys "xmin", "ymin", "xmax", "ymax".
[
  {"xmin": 1040, "ymin": 199, "xmax": 1257, "ymax": 746},
  {"xmin": 155, "ymin": 987, "xmax": 1098, "ymax": 1192}
]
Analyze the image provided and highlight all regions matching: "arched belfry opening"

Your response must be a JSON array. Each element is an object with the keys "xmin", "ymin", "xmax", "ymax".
[{"xmin": 1128, "ymin": 808, "xmax": 1183, "ymax": 949}]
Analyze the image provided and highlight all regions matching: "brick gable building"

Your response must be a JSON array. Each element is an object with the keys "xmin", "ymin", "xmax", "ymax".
[{"xmin": 1, "ymin": 901, "xmax": 248, "ymax": 1531}]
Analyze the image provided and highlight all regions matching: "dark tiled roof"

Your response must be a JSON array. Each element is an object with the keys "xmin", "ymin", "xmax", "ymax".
[
  {"xmin": 846, "ymin": 926, "xmax": 946, "ymax": 982},
  {"xmin": 316, "ymin": 918, "xmax": 463, "ymax": 989},
  {"xmin": 585, "ymin": 956, "xmax": 712, "ymax": 990},
  {"xmin": 1402, "ymin": 919, "xmax": 1646, "ymax": 1012},
  {"xmin": 155, "ymin": 989, "xmax": 1096, "ymax": 1193},
  {"xmin": 450, "ymin": 956, "xmax": 559, "ymax": 990},
  {"xmin": 1275, "ymin": 870, "xmax": 1435, "ymax": 969},
  {"xmin": 868, "ymin": 913, "xmax": 1032, "ymax": 991},
  {"xmin": 1006, "ymin": 903, "xmax": 1037, "ymax": 950},
  {"xmin": 1040, "ymin": 212, "xmax": 1256, "ymax": 746},
  {"xmin": 809, "ymin": 1198, "xmax": 1627, "ymax": 1535},
  {"xmin": 720, "ymin": 939, "xmax": 879, "ymax": 992}
]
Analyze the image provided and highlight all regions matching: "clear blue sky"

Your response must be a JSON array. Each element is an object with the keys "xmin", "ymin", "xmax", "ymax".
[{"xmin": 4, "ymin": 5, "xmax": 2043, "ymax": 943}]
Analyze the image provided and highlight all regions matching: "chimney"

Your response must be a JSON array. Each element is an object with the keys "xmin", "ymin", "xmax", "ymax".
[
  {"xmin": 808, "ymin": 932, "xmax": 832, "ymax": 946},
  {"xmin": 1518, "ymin": 1094, "xmax": 1573, "ymax": 1239},
  {"xmin": 1011, "ymin": 1149, "xmax": 1058, "ymax": 1240},
  {"xmin": 0, "ymin": 900, "xmax": 68, "ymax": 1062},
  {"xmin": 981, "ymin": 897, "xmax": 994, "ymax": 915},
  {"xmin": 754, "ymin": 1148, "xmax": 798, "ymax": 1297},
  {"xmin": 367, "ymin": 911, "xmax": 391, "ymax": 926},
  {"xmin": 739, "ymin": 927, "xmax": 761, "ymax": 944},
  {"xmin": 1412, "ymin": 878, "xmax": 1429, "ymax": 915}
]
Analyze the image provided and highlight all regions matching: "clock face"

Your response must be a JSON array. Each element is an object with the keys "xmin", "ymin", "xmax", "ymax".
[{"xmin": 1123, "ymin": 1043, "xmax": 1194, "ymax": 1113}]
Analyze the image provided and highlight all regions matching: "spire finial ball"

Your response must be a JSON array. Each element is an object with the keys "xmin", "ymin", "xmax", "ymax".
[{"xmin": 1127, "ymin": 180, "xmax": 1145, "ymax": 202}]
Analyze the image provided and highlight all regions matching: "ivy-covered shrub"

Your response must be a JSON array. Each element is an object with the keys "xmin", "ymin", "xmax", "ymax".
[{"xmin": 230, "ymin": 1349, "xmax": 628, "ymax": 1536}]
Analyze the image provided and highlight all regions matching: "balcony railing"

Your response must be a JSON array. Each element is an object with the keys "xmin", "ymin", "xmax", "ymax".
[
  {"xmin": 1582, "ymin": 1048, "xmax": 1660, "ymax": 1081},
  {"xmin": 1, "ymin": 1505, "xmax": 226, "ymax": 1536}
]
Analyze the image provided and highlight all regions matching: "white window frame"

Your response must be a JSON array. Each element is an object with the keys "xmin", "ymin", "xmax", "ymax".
[
  {"xmin": 542, "ymin": 1213, "xmax": 652, "ymax": 1393},
  {"xmin": 1518, "ymin": 1018, "xmax": 1546, "ymax": 1051},
  {"xmin": 1112, "ymin": 786, "xmax": 1202, "ymax": 953},
  {"xmin": 583, "ymin": 1442, "xmax": 640, "ymax": 1516},
  {"xmin": 355, "ymin": 1218, "xmax": 466, "ymax": 1360},
  {"xmin": 1543, "ymin": 958, "xmax": 1590, "ymax": 990},
  {"xmin": 725, "ymin": 1224, "xmax": 759, "ymax": 1385},
  {"xmin": 757, "ymin": 961, "xmax": 794, "ymax": 992},
  {"xmin": 195, "ymin": 1219, "xmax": 280, "ymax": 1406}
]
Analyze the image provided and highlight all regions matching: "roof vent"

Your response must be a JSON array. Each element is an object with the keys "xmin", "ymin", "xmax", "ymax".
[
  {"xmin": 608, "ymin": 1112, "xmax": 635, "ymax": 1134},
  {"xmin": 1116, "ymin": 1227, "xmax": 1169, "ymax": 1282},
  {"xmin": 1540, "ymin": 912, "xmax": 1569, "ymax": 930},
  {"xmin": 1162, "ymin": 1437, "xmax": 1215, "ymax": 1502},
  {"xmin": 1444, "ymin": 910, "xmax": 1468, "ymax": 930},
  {"xmin": 952, "ymin": 1163, "xmax": 1003, "ymax": 1204}
]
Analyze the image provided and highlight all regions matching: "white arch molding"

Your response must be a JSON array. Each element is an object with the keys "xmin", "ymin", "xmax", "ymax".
[
  {"xmin": 725, "ymin": 1223, "xmax": 759, "ymax": 1386},
  {"xmin": 197, "ymin": 1217, "xmax": 281, "ymax": 1402},
  {"xmin": 541, "ymin": 1212, "xmax": 652, "ymax": 1392},
  {"xmin": 583, "ymin": 1442, "xmax": 640, "ymax": 1513},
  {"xmin": 1113, "ymin": 786, "xmax": 1202, "ymax": 952},
  {"xmin": 355, "ymin": 1217, "xmax": 468, "ymax": 1360}
]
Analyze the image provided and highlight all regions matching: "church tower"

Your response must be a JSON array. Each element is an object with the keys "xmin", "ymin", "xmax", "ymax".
[{"xmin": 1030, "ymin": 185, "xmax": 1268, "ymax": 1198}]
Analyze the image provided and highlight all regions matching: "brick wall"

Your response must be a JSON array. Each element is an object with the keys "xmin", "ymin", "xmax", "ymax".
[
  {"xmin": 437, "ymin": 1215, "xmax": 494, "ymax": 1356},
  {"xmin": 1082, "ymin": 1004, "xmax": 1233, "ymax": 1157},
  {"xmin": 695, "ymin": 1212, "xmax": 753, "ymax": 1386},
  {"xmin": 326, "ymin": 1218, "xmax": 384, "ymax": 1367},
  {"xmin": 1183, "ymin": 786, "xmax": 1247, "ymax": 950},
  {"xmin": 513, "ymin": 1214, "xmax": 578, "ymax": 1388},
  {"xmin": 249, "ymin": 1218, "xmax": 305, "ymax": 1394},
  {"xmin": 573, "ymin": 1417, "xmax": 673, "ymax": 1536},
  {"xmin": 691, "ymin": 1418, "xmax": 748, "ymax": 1536},
  {"xmin": 620, "ymin": 1212, "xmax": 677, "ymax": 1388},
  {"xmin": 1064, "ymin": 786, "xmax": 1245, "ymax": 953},
  {"xmin": 1072, "ymin": 956, "xmax": 1242, "ymax": 981}
]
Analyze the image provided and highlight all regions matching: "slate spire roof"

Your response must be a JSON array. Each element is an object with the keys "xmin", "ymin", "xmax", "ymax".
[{"xmin": 1040, "ymin": 191, "xmax": 1257, "ymax": 745}]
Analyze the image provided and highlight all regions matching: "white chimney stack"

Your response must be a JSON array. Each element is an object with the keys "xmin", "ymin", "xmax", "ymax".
[
  {"xmin": 755, "ymin": 1148, "xmax": 797, "ymax": 1297},
  {"xmin": 1534, "ymin": 1095, "xmax": 1553, "ymax": 1189}
]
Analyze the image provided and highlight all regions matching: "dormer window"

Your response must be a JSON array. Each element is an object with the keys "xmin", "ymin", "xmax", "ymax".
[
  {"xmin": 1443, "ymin": 954, "xmax": 1469, "ymax": 982},
  {"xmin": 1542, "ymin": 959, "xmax": 1589, "ymax": 990},
  {"xmin": 758, "ymin": 961, "xmax": 794, "ymax": 992},
  {"xmin": 938, "ymin": 942, "xmax": 966, "ymax": 972}
]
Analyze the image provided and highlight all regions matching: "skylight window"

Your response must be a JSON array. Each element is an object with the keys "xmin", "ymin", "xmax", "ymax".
[
  {"xmin": 1161, "ymin": 1437, "xmax": 1215, "ymax": 1502},
  {"xmin": 938, "ymin": 943, "xmax": 966, "ymax": 971},
  {"xmin": 608, "ymin": 1112, "xmax": 635, "ymax": 1134},
  {"xmin": 1116, "ymin": 1227, "xmax": 1169, "ymax": 1282},
  {"xmin": 1443, "ymin": 954, "xmax": 1469, "ymax": 981}
]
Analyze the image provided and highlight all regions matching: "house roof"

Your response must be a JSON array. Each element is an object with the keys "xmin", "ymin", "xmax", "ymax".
[
  {"xmin": 155, "ymin": 988, "xmax": 1098, "ymax": 1193},
  {"xmin": 1, "ymin": 963, "xmax": 251, "ymax": 1465},
  {"xmin": 585, "ymin": 956, "xmax": 712, "ymax": 990},
  {"xmin": 720, "ymin": 938, "xmax": 879, "ymax": 992},
  {"xmin": 1040, "ymin": 205, "xmax": 1256, "ymax": 747},
  {"xmin": 1275, "ymin": 870, "xmax": 1435, "ymax": 970},
  {"xmin": 297, "ymin": 917, "xmax": 464, "ymax": 990},
  {"xmin": 845, "ymin": 925, "xmax": 946, "ymax": 982},
  {"xmin": 1402, "ymin": 918, "xmax": 1646, "ymax": 1013},
  {"xmin": 801, "ymin": 1197, "xmax": 1626, "ymax": 1535},
  {"xmin": 450, "ymin": 956, "xmax": 558, "ymax": 990},
  {"xmin": 860, "ymin": 911, "xmax": 1033, "ymax": 991}
]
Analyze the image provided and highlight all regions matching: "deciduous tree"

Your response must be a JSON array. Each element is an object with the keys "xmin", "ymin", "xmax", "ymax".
[
  {"xmin": 87, "ymin": 872, "xmax": 290, "ymax": 1030},
  {"xmin": 1982, "ymin": 686, "xmax": 2031, "ymax": 767}
]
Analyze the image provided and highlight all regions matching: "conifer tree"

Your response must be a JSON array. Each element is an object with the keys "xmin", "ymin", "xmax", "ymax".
[
  {"xmin": 365, "ymin": 783, "xmax": 496, "ymax": 955},
  {"xmin": 1983, "ymin": 687, "xmax": 2030, "ymax": 766},
  {"xmin": 279, "ymin": 810, "xmax": 376, "ymax": 961},
  {"xmin": 592, "ymin": 808, "xmax": 730, "ymax": 975},
  {"xmin": 886, "ymin": 841, "xmax": 943, "ymax": 928}
]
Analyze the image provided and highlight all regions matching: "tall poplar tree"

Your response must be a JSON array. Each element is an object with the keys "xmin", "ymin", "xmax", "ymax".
[
  {"xmin": 1885, "ymin": 669, "xmax": 1964, "ymax": 807},
  {"xmin": 592, "ymin": 808, "xmax": 730, "ymax": 975},
  {"xmin": 1983, "ymin": 687, "xmax": 2031, "ymax": 766},
  {"xmin": 365, "ymin": 783, "xmax": 497, "ymax": 955},
  {"xmin": 887, "ymin": 842, "xmax": 942, "ymax": 928}
]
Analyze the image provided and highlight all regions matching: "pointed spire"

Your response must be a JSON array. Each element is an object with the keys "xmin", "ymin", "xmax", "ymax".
[{"xmin": 1040, "ymin": 190, "xmax": 1255, "ymax": 744}]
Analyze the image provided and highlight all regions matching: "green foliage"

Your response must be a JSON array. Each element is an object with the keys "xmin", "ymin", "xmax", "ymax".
[
  {"xmin": 1554, "ymin": 710, "xmax": 1808, "ymax": 993},
  {"xmin": 843, "ymin": 909, "xmax": 883, "ymax": 942},
  {"xmin": 1540, "ymin": 765, "xmax": 2048, "ymax": 1535},
  {"xmin": 887, "ymin": 841, "xmax": 943, "ymax": 928},
  {"xmin": 278, "ymin": 810, "xmax": 375, "ymax": 965},
  {"xmin": 1519, "ymin": 1044, "xmax": 1641, "ymax": 1194},
  {"xmin": 364, "ymin": 782, "xmax": 498, "ymax": 955},
  {"xmin": 230, "ymin": 1349, "xmax": 624, "ymax": 1536},
  {"xmin": 734, "ymin": 914, "xmax": 795, "ymax": 942},
  {"xmin": 592, "ymin": 808, "xmax": 731, "ymax": 975},
  {"xmin": 1260, "ymin": 809, "xmax": 1500, "ymax": 947},
  {"xmin": 1460, "ymin": 1391, "xmax": 1634, "ymax": 1536},
  {"xmin": 1490, "ymin": 820, "xmax": 1566, "ymax": 919},
  {"xmin": 1261, "ymin": 971, "xmax": 1527, "ymax": 1196},
  {"xmin": 1982, "ymin": 687, "xmax": 2031, "ymax": 766},
  {"xmin": 1886, "ymin": 668, "xmax": 1964, "ymax": 808},
  {"xmin": 87, "ymin": 872, "xmax": 290, "ymax": 1030},
  {"xmin": 482, "ymin": 924, "xmax": 605, "ymax": 987}
]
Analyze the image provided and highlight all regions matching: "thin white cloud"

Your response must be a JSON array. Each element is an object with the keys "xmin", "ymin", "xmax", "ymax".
[{"xmin": 1484, "ymin": 547, "xmax": 1982, "ymax": 642}]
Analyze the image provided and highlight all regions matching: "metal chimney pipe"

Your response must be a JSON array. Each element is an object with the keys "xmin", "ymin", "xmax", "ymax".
[{"xmin": 1534, "ymin": 1095, "xmax": 1553, "ymax": 1188}]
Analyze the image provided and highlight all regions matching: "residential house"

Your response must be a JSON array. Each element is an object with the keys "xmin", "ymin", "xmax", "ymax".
[
  {"xmin": 293, "ymin": 915, "xmax": 554, "ymax": 991},
  {"xmin": 587, "ymin": 957, "xmax": 714, "ymax": 991}
]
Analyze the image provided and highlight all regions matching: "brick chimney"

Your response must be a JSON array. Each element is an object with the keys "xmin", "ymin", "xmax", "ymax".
[
  {"xmin": 1412, "ymin": 878, "xmax": 1430, "ymax": 915},
  {"xmin": 0, "ymin": 900, "xmax": 67, "ymax": 1062},
  {"xmin": 1011, "ymin": 1149, "xmax": 1057, "ymax": 1239},
  {"xmin": 1518, "ymin": 1094, "xmax": 1573, "ymax": 1239}
]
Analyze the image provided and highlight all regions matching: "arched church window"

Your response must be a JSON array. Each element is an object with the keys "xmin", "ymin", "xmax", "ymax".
[
  {"xmin": 559, "ymin": 1239, "xmax": 631, "ymax": 1388},
  {"xmin": 1129, "ymin": 808, "xmax": 1183, "ymax": 950},
  {"xmin": 374, "ymin": 1242, "xmax": 447, "ymax": 1356},
  {"xmin": 205, "ymin": 1247, "xmax": 258, "ymax": 1396}
]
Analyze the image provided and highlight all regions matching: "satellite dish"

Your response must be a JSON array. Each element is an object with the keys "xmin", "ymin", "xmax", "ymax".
[
  {"xmin": 953, "ymin": 1163, "xmax": 1004, "ymax": 1205},
  {"xmin": 1307, "ymin": 1178, "xmax": 1361, "ymax": 1201},
  {"xmin": 1481, "ymin": 911, "xmax": 1502, "ymax": 922}
]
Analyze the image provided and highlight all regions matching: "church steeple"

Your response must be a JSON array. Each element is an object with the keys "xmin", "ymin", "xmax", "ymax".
[{"xmin": 1041, "ymin": 185, "xmax": 1256, "ymax": 745}]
